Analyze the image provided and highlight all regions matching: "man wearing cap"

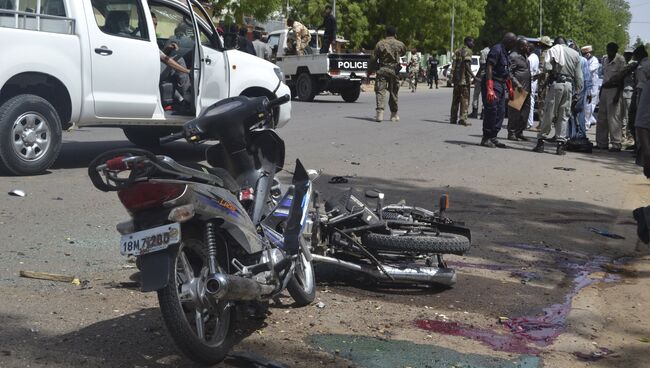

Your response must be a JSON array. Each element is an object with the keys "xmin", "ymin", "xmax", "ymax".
[
  {"xmin": 581, "ymin": 45, "xmax": 601, "ymax": 129},
  {"xmin": 532, "ymin": 36, "xmax": 583, "ymax": 155},
  {"xmin": 534, "ymin": 36, "xmax": 554, "ymax": 129},
  {"xmin": 481, "ymin": 32, "xmax": 517, "ymax": 148}
]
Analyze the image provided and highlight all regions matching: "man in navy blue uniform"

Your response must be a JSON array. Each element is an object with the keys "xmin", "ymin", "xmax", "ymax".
[{"xmin": 481, "ymin": 32, "xmax": 517, "ymax": 148}]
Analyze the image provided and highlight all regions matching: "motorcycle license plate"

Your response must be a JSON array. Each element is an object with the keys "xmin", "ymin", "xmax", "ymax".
[{"xmin": 120, "ymin": 223, "xmax": 181, "ymax": 256}]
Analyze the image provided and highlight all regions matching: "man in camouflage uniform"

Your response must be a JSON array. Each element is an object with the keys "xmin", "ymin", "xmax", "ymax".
[
  {"xmin": 369, "ymin": 25, "xmax": 406, "ymax": 122},
  {"xmin": 408, "ymin": 48, "xmax": 420, "ymax": 92},
  {"xmin": 287, "ymin": 18, "xmax": 311, "ymax": 55},
  {"xmin": 450, "ymin": 36, "xmax": 475, "ymax": 126},
  {"xmin": 534, "ymin": 36, "xmax": 553, "ymax": 130}
]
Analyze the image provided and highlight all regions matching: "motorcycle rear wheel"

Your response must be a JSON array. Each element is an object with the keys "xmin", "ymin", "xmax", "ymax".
[
  {"xmin": 157, "ymin": 237, "xmax": 236, "ymax": 365},
  {"xmin": 362, "ymin": 231, "xmax": 470, "ymax": 255}
]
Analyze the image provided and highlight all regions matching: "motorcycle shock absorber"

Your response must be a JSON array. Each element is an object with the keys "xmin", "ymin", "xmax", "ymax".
[{"xmin": 205, "ymin": 221, "xmax": 219, "ymax": 274}]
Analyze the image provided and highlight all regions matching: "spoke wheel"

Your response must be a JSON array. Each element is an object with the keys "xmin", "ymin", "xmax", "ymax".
[{"xmin": 158, "ymin": 237, "xmax": 235, "ymax": 365}]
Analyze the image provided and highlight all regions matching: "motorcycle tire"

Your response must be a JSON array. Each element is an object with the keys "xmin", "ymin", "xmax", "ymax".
[
  {"xmin": 286, "ymin": 252, "xmax": 316, "ymax": 306},
  {"xmin": 157, "ymin": 237, "xmax": 236, "ymax": 365},
  {"xmin": 362, "ymin": 232, "xmax": 470, "ymax": 255}
]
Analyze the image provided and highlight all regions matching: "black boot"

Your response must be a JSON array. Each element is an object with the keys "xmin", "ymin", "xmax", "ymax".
[
  {"xmin": 556, "ymin": 142, "xmax": 566, "ymax": 155},
  {"xmin": 507, "ymin": 132, "xmax": 518, "ymax": 141},
  {"xmin": 532, "ymin": 139, "xmax": 545, "ymax": 153},
  {"xmin": 480, "ymin": 137, "xmax": 495, "ymax": 148},
  {"xmin": 516, "ymin": 134, "xmax": 528, "ymax": 141},
  {"xmin": 468, "ymin": 110, "xmax": 478, "ymax": 119}
]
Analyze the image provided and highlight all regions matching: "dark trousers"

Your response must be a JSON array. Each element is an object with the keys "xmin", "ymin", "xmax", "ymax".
[
  {"xmin": 428, "ymin": 71, "xmax": 438, "ymax": 87},
  {"xmin": 482, "ymin": 79, "xmax": 506, "ymax": 139},
  {"xmin": 320, "ymin": 35, "xmax": 332, "ymax": 54},
  {"xmin": 507, "ymin": 93, "xmax": 531, "ymax": 136}
]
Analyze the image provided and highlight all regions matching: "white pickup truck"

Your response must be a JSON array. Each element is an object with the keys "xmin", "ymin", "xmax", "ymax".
[
  {"xmin": 0, "ymin": 0, "xmax": 291, "ymax": 175},
  {"xmin": 267, "ymin": 29, "xmax": 370, "ymax": 103}
]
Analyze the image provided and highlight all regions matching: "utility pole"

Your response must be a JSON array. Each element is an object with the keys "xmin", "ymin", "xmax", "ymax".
[
  {"xmin": 450, "ymin": 0, "xmax": 455, "ymax": 60},
  {"xmin": 332, "ymin": 0, "xmax": 336, "ymax": 17},
  {"xmin": 539, "ymin": 0, "xmax": 543, "ymax": 37}
]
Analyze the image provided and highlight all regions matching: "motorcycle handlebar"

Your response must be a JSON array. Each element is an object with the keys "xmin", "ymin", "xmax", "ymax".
[
  {"xmin": 159, "ymin": 131, "xmax": 185, "ymax": 144},
  {"xmin": 267, "ymin": 94, "xmax": 291, "ymax": 110}
]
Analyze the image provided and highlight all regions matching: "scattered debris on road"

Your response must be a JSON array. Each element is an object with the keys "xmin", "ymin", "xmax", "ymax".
[
  {"xmin": 328, "ymin": 176, "xmax": 349, "ymax": 184},
  {"xmin": 19, "ymin": 270, "xmax": 79, "ymax": 284},
  {"xmin": 588, "ymin": 227, "xmax": 625, "ymax": 239},
  {"xmin": 316, "ymin": 301, "xmax": 326, "ymax": 309},
  {"xmin": 8, "ymin": 189, "xmax": 25, "ymax": 197},
  {"xmin": 553, "ymin": 167, "xmax": 576, "ymax": 171},
  {"xmin": 573, "ymin": 347, "xmax": 614, "ymax": 361},
  {"xmin": 350, "ymin": 161, "xmax": 360, "ymax": 165}
]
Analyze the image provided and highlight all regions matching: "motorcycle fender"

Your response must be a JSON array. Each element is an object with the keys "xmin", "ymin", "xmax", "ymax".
[{"xmin": 138, "ymin": 249, "xmax": 174, "ymax": 292}]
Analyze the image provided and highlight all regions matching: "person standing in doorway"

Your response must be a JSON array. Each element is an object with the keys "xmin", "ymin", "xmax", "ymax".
[
  {"xmin": 481, "ymin": 33, "xmax": 517, "ymax": 148},
  {"xmin": 319, "ymin": 5, "xmax": 336, "ymax": 54},
  {"xmin": 369, "ymin": 25, "xmax": 406, "ymax": 122},
  {"xmin": 451, "ymin": 36, "xmax": 475, "ymax": 126}
]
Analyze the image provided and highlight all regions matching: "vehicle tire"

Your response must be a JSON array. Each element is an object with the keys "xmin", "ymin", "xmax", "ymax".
[
  {"xmin": 341, "ymin": 85, "xmax": 361, "ymax": 103},
  {"xmin": 0, "ymin": 94, "xmax": 62, "ymax": 175},
  {"xmin": 158, "ymin": 237, "xmax": 236, "ymax": 365},
  {"xmin": 286, "ymin": 251, "xmax": 316, "ymax": 306},
  {"xmin": 123, "ymin": 127, "xmax": 176, "ymax": 147},
  {"xmin": 296, "ymin": 73, "xmax": 316, "ymax": 102},
  {"xmin": 362, "ymin": 231, "xmax": 471, "ymax": 255}
]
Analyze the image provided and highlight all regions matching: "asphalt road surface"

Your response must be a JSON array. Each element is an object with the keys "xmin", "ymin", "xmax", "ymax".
[{"xmin": 1, "ymin": 87, "xmax": 649, "ymax": 368}]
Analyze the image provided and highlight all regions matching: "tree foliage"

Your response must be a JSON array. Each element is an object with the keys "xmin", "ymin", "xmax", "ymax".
[{"xmin": 208, "ymin": 0, "xmax": 630, "ymax": 56}]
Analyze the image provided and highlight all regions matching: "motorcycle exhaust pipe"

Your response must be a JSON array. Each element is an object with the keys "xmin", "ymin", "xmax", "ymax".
[
  {"xmin": 312, "ymin": 254, "xmax": 456, "ymax": 287},
  {"xmin": 205, "ymin": 273, "xmax": 275, "ymax": 301}
]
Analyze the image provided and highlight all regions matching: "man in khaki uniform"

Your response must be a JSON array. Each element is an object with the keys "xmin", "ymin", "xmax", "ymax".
[
  {"xmin": 596, "ymin": 42, "xmax": 627, "ymax": 151},
  {"xmin": 450, "ymin": 36, "xmax": 475, "ymax": 126},
  {"xmin": 532, "ymin": 37, "xmax": 583, "ymax": 155},
  {"xmin": 369, "ymin": 25, "xmax": 406, "ymax": 122},
  {"xmin": 535, "ymin": 36, "xmax": 553, "ymax": 129},
  {"xmin": 287, "ymin": 19, "xmax": 311, "ymax": 55}
]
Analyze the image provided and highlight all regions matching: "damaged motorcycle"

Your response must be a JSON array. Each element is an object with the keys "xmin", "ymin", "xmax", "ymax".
[
  {"xmin": 88, "ymin": 95, "xmax": 316, "ymax": 365},
  {"xmin": 308, "ymin": 188, "xmax": 471, "ymax": 287}
]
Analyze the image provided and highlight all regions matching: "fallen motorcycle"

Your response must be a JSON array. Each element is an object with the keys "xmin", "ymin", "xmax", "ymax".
[
  {"xmin": 308, "ymin": 188, "xmax": 471, "ymax": 287},
  {"xmin": 88, "ymin": 95, "xmax": 316, "ymax": 365}
]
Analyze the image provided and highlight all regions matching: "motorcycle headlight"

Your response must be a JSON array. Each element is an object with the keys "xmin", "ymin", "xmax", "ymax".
[{"xmin": 274, "ymin": 68, "xmax": 284, "ymax": 82}]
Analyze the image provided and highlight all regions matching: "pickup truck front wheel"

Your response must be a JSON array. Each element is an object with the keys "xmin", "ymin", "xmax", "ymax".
[
  {"xmin": 0, "ymin": 94, "xmax": 62, "ymax": 175},
  {"xmin": 296, "ymin": 73, "xmax": 316, "ymax": 102}
]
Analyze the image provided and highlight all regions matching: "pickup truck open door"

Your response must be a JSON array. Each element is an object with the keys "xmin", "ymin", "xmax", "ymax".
[
  {"xmin": 83, "ymin": 0, "xmax": 159, "ymax": 119},
  {"xmin": 183, "ymin": 0, "xmax": 228, "ymax": 113}
]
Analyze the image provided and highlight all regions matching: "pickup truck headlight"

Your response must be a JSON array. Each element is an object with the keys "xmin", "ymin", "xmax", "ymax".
[{"xmin": 274, "ymin": 68, "xmax": 285, "ymax": 82}]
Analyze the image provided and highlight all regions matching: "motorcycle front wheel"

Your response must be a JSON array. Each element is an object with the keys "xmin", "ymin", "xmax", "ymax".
[
  {"xmin": 286, "ymin": 251, "xmax": 316, "ymax": 306},
  {"xmin": 157, "ymin": 237, "xmax": 235, "ymax": 365}
]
